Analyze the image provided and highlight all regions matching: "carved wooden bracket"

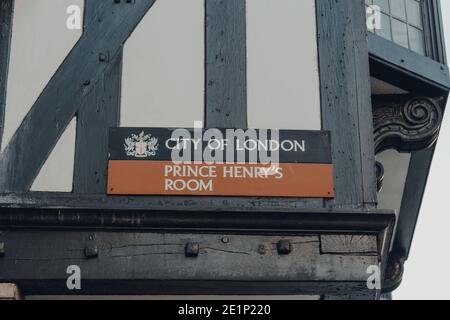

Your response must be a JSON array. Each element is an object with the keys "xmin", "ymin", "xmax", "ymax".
[
  {"xmin": 373, "ymin": 95, "xmax": 443, "ymax": 154},
  {"xmin": 373, "ymin": 95, "xmax": 444, "ymax": 192},
  {"xmin": 373, "ymin": 95, "xmax": 445, "ymax": 291}
]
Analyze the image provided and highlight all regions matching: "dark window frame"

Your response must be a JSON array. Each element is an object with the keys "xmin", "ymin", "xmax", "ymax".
[
  {"xmin": 367, "ymin": 0, "xmax": 427, "ymax": 55},
  {"xmin": 422, "ymin": 0, "xmax": 447, "ymax": 63},
  {"xmin": 367, "ymin": 0, "xmax": 446, "ymax": 63},
  {"xmin": 368, "ymin": 0, "xmax": 449, "ymax": 93}
]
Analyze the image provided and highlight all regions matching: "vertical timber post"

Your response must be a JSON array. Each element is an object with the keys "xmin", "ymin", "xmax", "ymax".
[
  {"xmin": 73, "ymin": 51, "xmax": 122, "ymax": 194},
  {"xmin": 205, "ymin": 0, "xmax": 247, "ymax": 128},
  {"xmin": 73, "ymin": 0, "xmax": 122, "ymax": 193},
  {"xmin": 0, "ymin": 0, "xmax": 14, "ymax": 148},
  {"xmin": 316, "ymin": 0, "xmax": 377, "ymax": 208}
]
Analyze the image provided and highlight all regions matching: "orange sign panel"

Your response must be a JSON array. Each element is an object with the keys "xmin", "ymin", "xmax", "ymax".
[{"xmin": 108, "ymin": 161, "xmax": 334, "ymax": 198}]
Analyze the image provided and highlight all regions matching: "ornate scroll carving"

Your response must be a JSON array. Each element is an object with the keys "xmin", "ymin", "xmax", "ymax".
[
  {"xmin": 373, "ymin": 95, "xmax": 443, "ymax": 193},
  {"xmin": 373, "ymin": 95, "xmax": 443, "ymax": 154}
]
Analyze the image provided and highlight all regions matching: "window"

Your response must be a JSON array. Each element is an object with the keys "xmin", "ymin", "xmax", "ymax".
[{"xmin": 366, "ymin": 0, "xmax": 426, "ymax": 55}]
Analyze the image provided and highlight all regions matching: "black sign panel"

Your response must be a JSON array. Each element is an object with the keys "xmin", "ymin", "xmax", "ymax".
[{"xmin": 109, "ymin": 128, "xmax": 331, "ymax": 164}]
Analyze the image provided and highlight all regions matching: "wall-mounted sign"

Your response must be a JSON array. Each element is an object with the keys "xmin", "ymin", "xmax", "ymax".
[{"xmin": 107, "ymin": 128, "xmax": 334, "ymax": 198}]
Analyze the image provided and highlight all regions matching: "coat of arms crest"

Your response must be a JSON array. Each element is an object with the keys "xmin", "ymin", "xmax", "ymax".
[{"xmin": 124, "ymin": 131, "xmax": 159, "ymax": 158}]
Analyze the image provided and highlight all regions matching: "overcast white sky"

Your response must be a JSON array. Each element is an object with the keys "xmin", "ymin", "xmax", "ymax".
[{"xmin": 395, "ymin": 1, "xmax": 450, "ymax": 300}]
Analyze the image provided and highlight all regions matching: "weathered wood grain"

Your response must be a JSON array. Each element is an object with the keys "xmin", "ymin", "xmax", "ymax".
[
  {"xmin": 0, "ymin": 232, "xmax": 379, "ymax": 281},
  {"xmin": 320, "ymin": 235, "xmax": 378, "ymax": 255},
  {"xmin": 317, "ymin": 0, "xmax": 377, "ymax": 208},
  {"xmin": 0, "ymin": 230, "xmax": 380, "ymax": 296},
  {"xmin": 0, "ymin": 0, "xmax": 14, "ymax": 148},
  {"xmin": 205, "ymin": 0, "xmax": 247, "ymax": 128},
  {"xmin": 73, "ymin": 50, "xmax": 122, "ymax": 194}
]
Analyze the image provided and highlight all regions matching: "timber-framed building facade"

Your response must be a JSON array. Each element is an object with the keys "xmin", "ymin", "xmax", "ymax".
[{"xmin": 0, "ymin": 0, "xmax": 448, "ymax": 300}]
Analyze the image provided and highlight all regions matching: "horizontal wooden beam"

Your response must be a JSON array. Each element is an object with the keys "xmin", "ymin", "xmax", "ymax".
[
  {"xmin": 0, "ymin": 230, "xmax": 385, "ymax": 298},
  {"xmin": 0, "ymin": 207, "xmax": 394, "ymax": 298},
  {"xmin": 12, "ymin": 280, "xmax": 375, "ymax": 298},
  {"xmin": 368, "ymin": 33, "xmax": 450, "ymax": 92},
  {"xmin": 0, "ymin": 192, "xmax": 379, "ymax": 213},
  {"xmin": 0, "ymin": 206, "xmax": 395, "ymax": 234}
]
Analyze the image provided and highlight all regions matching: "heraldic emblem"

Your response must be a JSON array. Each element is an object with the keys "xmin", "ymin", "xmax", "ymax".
[{"xmin": 124, "ymin": 131, "xmax": 159, "ymax": 158}]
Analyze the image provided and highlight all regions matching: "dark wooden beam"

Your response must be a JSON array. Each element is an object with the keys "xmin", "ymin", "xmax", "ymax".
[
  {"xmin": 0, "ymin": 0, "xmax": 14, "ymax": 148},
  {"xmin": 423, "ymin": 0, "xmax": 447, "ymax": 64},
  {"xmin": 11, "ymin": 280, "xmax": 374, "ymax": 297},
  {"xmin": 0, "ymin": 0, "xmax": 156, "ymax": 193},
  {"xmin": 322, "ymin": 292, "xmax": 377, "ymax": 300},
  {"xmin": 73, "ymin": 49, "xmax": 122, "ymax": 194},
  {"xmin": 0, "ymin": 206, "xmax": 395, "ymax": 233},
  {"xmin": 317, "ymin": 0, "xmax": 377, "ymax": 208},
  {"xmin": 205, "ymin": 0, "xmax": 247, "ymax": 128},
  {"xmin": 368, "ymin": 33, "xmax": 450, "ymax": 92},
  {"xmin": 0, "ymin": 191, "xmax": 397, "ymax": 217},
  {"xmin": 395, "ymin": 147, "xmax": 436, "ymax": 259},
  {"xmin": 83, "ymin": 0, "xmax": 103, "ymax": 26},
  {"xmin": 74, "ymin": 1, "xmax": 122, "ymax": 194},
  {"xmin": 0, "ymin": 210, "xmax": 394, "ymax": 297}
]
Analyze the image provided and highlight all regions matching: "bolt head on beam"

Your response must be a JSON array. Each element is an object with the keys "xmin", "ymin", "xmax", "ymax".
[
  {"xmin": 277, "ymin": 240, "xmax": 292, "ymax": 255},
  {"xmin": 185, "ymin": 243, "xmax": 200, "ymax": 258}
]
